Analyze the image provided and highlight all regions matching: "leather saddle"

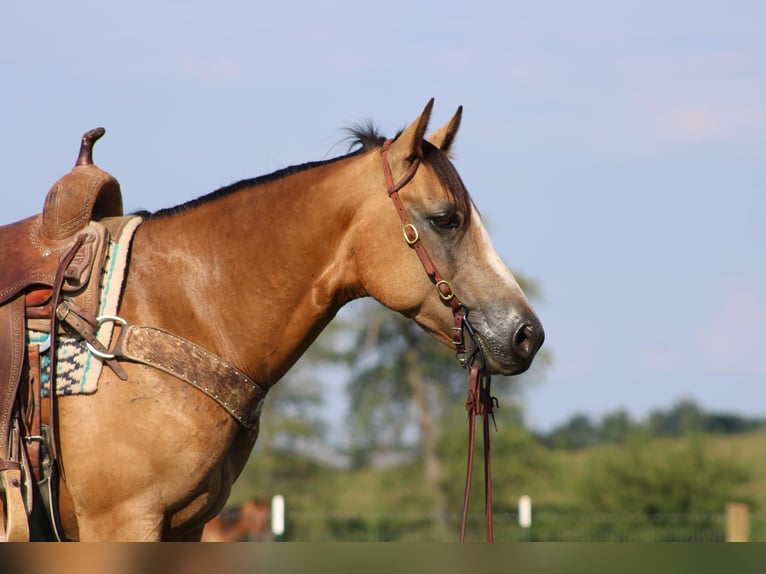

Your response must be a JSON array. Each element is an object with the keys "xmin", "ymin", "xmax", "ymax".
[
  {"xmin": 0, "ymin": 128, "xmax": 123, "ymax": 541},
  {"xmin": 0, "ymin": 128, "xmax": 122, "ymax": 306}
]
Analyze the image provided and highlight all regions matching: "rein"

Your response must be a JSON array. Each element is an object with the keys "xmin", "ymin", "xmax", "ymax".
[{"xmin": 380, "ymin": 140, "xmax": 496, "ymax": 542}]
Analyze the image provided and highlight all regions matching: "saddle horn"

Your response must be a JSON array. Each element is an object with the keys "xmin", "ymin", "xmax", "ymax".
[
  {"xmin": 75, "ymin": 127, "xmax": 106, "ymax": 167},
  {"xmin": 41, "ymin": 127, "xmax": 123, "ymax": 240}
]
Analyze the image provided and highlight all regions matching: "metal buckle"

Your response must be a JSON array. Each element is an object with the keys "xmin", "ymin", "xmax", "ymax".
[
  {"xmin": 39, "ymin": 335, "xmax": 51, "ymax": 354},
  {"xmin": 402, "ymin": 224, "xmax": 419, "ymax": 245},
  {"xmin": 85, "ymin": 314, "xmax": 127, "ymax": 360},
  {"xmin": 436, "ymin": 279, "xmax": 455, "ymax": 301}
]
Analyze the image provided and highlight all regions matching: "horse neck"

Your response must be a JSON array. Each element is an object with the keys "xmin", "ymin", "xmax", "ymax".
[{"xmin": 128, "ymin": 154, "xmax": 374, "ymax": 385}]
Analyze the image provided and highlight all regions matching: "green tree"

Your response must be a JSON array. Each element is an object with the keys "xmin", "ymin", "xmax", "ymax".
[
  {"xmin": 644, "ymin": 400, "xmax": 765, "ymax": 437},
  {"xmin": 647, "ymin": 400, "xmax": 704, "ymax": 437},
  {"xmin": 599, "ymin": 410, "xmax": 636, "ymax": 444},
  {"xmin": 578, "ymin": 433, "xmax": 753, "ymax": 540},
  {"xmin": 542, "ymin": 413, "xmax": 601, "ymax": 450}
]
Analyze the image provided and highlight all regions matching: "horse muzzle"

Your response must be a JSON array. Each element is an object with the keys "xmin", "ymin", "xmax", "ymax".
[{"xmin": 478, "ymin": 314, "xmax": 545, "ymax": 376}]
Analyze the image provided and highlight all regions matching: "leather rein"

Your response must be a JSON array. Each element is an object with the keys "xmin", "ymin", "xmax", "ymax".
[{"xmin": 380, "ymin": 140, "xmax": 496, "ymax": 542}]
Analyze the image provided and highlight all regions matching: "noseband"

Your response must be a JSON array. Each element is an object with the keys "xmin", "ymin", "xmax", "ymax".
[{"xmin": 380, "ymin": 140, "xmax": 496, "ymax": 542}]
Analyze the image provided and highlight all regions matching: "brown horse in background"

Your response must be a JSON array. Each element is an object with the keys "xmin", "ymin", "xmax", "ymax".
[
  {"xmin": 201, "ymin": 498, "xmax": 271, "ymax": 542},
  {"xmin": 45, "ymin": 100, "xmax": 543, "ymax": 540}
]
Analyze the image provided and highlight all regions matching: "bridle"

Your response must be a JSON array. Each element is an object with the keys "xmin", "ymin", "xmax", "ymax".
[{"xmin": 380, "ymin": 140, "xmax": 496, "ymax": 542}]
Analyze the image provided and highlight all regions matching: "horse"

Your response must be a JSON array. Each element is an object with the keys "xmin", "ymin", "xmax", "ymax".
[
  {"xmin": 34, "ymin": 99, "xmax": 543, "ymax": 540},
  {"xmin": 201, "ymin": 498, "xmax": 271, "ymax": 542}
]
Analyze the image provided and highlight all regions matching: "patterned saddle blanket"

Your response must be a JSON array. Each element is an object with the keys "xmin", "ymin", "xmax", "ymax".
[{"xmin": 27, "ymin": 216, "xmax": 141, "ymax": 396}]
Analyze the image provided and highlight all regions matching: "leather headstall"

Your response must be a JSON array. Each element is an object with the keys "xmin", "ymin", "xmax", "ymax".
[{"xmin": 380, "ymin": 140, "xmax": 496, "ymax": 542}]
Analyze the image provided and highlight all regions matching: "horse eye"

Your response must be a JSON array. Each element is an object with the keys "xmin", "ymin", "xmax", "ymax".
[{"xmin": 429, "ymin": 212, "xmax": 461, "ymax": 231}]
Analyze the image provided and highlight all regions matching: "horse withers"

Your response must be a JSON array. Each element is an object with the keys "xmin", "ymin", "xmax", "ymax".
[{"xmin": 6, "ymin": 100, "xmax": 543, "ymax": 540}]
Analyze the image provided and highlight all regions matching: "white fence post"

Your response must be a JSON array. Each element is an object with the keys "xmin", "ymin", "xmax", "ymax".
[
  {"xmin": 272, "ymin": 494, "xmax": 285, "ymax": 541},
  {"xmin": 519, "ymin": 495, "xmax": 532, "ymax": 541}
]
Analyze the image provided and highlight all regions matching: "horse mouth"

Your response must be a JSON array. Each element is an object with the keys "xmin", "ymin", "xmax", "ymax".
[{"xmin": 482, "ymin": 349, "xmax": 535, "ymax": 376}]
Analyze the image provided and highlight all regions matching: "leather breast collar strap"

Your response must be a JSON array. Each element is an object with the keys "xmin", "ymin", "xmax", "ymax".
[{"xmin": 380, "ymin": 140, "xmax": 496, "ymax": 542}]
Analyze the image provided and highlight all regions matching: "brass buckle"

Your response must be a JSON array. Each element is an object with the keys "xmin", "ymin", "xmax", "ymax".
[
  {"xmin": 436, "ymin": 280, "xmax": 455, "ymax": 301},
  {"xmin": 402, "ymin": 224, "xmax": 419, "ymax": 245}
]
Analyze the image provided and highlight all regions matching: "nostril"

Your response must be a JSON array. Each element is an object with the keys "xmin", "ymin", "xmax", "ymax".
[{"xmin": 513, "ymin": 322, "xmax": 536, "ymax": 359}]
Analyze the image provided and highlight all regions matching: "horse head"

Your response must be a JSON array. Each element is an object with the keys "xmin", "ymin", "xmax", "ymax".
[{"xmin": 353, "ymin": 100, "xmax": 544, "ymax": 375}]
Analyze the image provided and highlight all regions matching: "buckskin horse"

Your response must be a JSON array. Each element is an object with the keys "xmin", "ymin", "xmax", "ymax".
[{"xmin": 0, "ymin": 100, "xmax": 543, "ymax": 541}]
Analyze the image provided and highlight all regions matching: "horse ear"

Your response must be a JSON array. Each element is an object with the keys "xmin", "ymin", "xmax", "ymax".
[
  {"xmin": 388, "ymin": 98, "xmax": 435, "ymax": 164},
  {"xmin": 427, "ymin": 105, "xmax": 463, "ymax": 155}
]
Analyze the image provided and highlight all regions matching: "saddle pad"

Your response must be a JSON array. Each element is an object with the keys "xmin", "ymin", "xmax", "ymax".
[{"xmin": 27, "ymin": 216, "xmax": 142, "ymax": 397}]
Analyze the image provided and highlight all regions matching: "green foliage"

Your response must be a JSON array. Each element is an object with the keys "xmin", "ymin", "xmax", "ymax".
[
  {"xmin": 599, "ymin": 410, "xmax": 634, "ymax": 444},
  {"xmin": 540, "ymin": 414, "xmax": 603, "ymax": 450},
  {"xmin": 559, "ymin": 433, "xmax": 754, "ymax": 541},
  {"xmin": 229, "ymin": 428, "xmax": 766, "ymax": 541},
  {"xmin": 579, "ymin": 433, "xmax": 753, "ymax": 515},
  {"xmin": 538, "ymin": 400, "xmax": 766, "ymax": 450}
]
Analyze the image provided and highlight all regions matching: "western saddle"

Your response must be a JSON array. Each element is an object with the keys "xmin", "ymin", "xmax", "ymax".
[
  {"xmin": 1, "ymin": 129, "xmax": 267, "ymax": 542},
  {"xmin": 0, "ymin": 128, "xmax": 123, "ymax": 541}
]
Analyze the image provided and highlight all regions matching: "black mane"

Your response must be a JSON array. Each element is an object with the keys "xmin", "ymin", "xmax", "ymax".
[
  {"xmin": 342, "ymin": 120, "xmax": 388, "ymax": 152},
  {"xmin": 142, "ymin": 121, "xmax": 471, "ymax": 222},
  {"xmin": 144, "ymin": 154, "xmax": 358, "ymax": 220}
]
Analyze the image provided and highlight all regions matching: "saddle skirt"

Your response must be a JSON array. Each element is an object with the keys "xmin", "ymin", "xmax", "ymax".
[{"xmin": 0, "ymin": 215, "xmax": 109, "ymax": 309}]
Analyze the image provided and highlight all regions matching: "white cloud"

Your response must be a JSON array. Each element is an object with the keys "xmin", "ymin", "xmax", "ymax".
[{"xmin": 695, "ymin": 278, "xmax": 766, "ymax": 375}]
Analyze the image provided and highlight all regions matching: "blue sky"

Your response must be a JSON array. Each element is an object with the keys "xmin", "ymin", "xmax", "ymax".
[{"xmin": 2, "ymin": 1, "xmax": 764, "ymax": 430}]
